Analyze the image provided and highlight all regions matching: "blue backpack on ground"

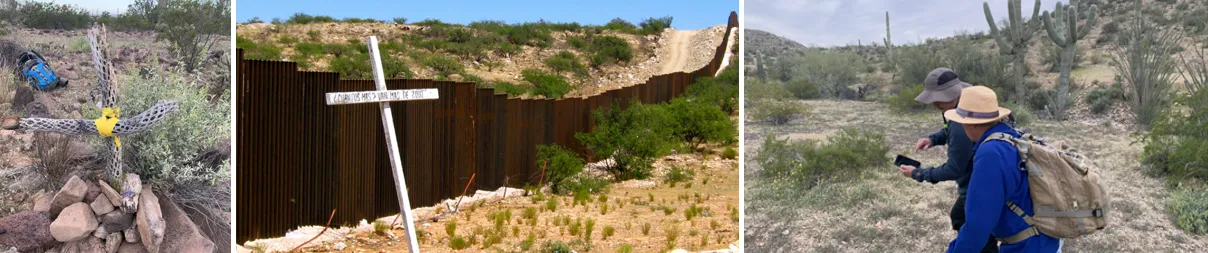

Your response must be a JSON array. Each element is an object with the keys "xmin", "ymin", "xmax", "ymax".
[{"xmin": 17, "ymin": 50, "xmax": 67, "ymax": 91}]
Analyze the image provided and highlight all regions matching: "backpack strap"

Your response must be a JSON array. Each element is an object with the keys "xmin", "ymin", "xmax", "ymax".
[
  {"xmin": 998, "ymin": 201, "xmax": 1040, "ymax": 244},
  {"xmin": 981, "ymin": 132, "xmax": 1031, "ymax": 171}
]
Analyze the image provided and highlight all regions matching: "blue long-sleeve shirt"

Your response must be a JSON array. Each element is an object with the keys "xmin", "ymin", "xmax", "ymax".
[
  {"xmin": 912, "ymin": 119, "xmax": 976, "ymax": 196},
  {"xmin": 946, "ymin": 123, "xmax": 1061, "ymax": 253}
]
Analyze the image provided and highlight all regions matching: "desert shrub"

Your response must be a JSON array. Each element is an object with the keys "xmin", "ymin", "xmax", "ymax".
[
  {"xmin": 722, "ymin": 147, "xmax": 737, "ymax": 159},
  {"xmin": 1142, "ymin": 86, "xmax": 1208, "ymax": 185},
  {"xmin": 666, "ymin": 98, "xmax": 735, "ymax": 150},
  {"xmin": 567, "ymin": 36, "xmax": 588, "ymax": 49},
  {"xmin": 685, "ymin": 64, "xmax": 739, "ymax": 114},
  {"xmin": 1168, "ymin": 186, "xmax": 1208, "ymax": 235},
  {"xmin": 1102, "ymin": 21, "xmax": 1121, "ymax": 35},
  {"xmin": 603, "ymin": 18, "xmax": 639, "ymax": 34},
  {"xmin": 500, "ymin": 23, "xmax": 553, "ymax": 48},
  {"xmin": 293, "ymin": 42, "xmax": 324, "ymax": 57},
  {"xmin": 896, "ymin": 46, "xmax": 947, "ymax": 87},
  {"xmin": 784, "ymin": 78, "xmax": 821, "ymax": 99},
  {"xmin": 449, "ymin": 236, "xmax": 469, "ymax": 250},
  {"xmin": 330, "ymin": 53, "xmax": 412, "ymax": 79},
  {"xmin": 744, "ymin": 80, "xmax": 792, "ymax": 102},
  {"xmin": 664, "ymin": 166, "xmax": 695, "ymax": 186},
  {"xmin": 639, "ymin": 16, "xmax": 673, "ymax": 35},
  {"xmin": 491, "ymin": 81, "xmax": 528, "ymax": 97},
  {"xmin": 522, "ymin": 69, "xmax": 571, "ymax": 99},
  {"xmin": 749, "ymin": 100, "xmax": 808, "ymax": 125},
  {"xmin": 755, "ymin": 129, "xmax": 889, "ymax": 189},
  {"xmin": 543, "ymin": 241, "xmax": 572, "ymax": 252},
  {"xmin": 783, "ymin": 49, "xmax": 867, "ymax": 97},
  {"xmin": 446, "ymin": 41, "xmax": 487, "ymax": 61},
  {"xmin": 19, "ymin": 2, "xmax": 90, "ymax": 30},
  {"xmin": 943, "ymin": 40, "xmax": 1015, "ymax": 101},
  {"xmin": 1087, "ymin": 81, "xmax": 1126, "ymax": 114},
  {"xmin": 286, "ymin": 13, "xmax": 336, "ymax": 24},
  {"xmin": 888, "ymin": 85, "xmax": 928, "ymax": 112},
  {"xmin": 588, "ymin": 36, "xmax": 633, "ymax": 66},
  {"xmin": 576, "ymin": 101, "xmax": 674, "ymax": 180},
  {"xmin": 423, "ymin": 55, "xmax": 464, "ymax": 78},
  {"xmin": 536, "ymin": 144, "xmax": 585, "ymax": 193},
  {"xmin": 584, "ymin": 219, "xmax": 596, "ymax": 241},
  {"xmin": 557, "ymin": 175, "xmax": 609, "ymax": 196},
  {"xmin": 340, "ymin": 17, "xmax": 378, "ymax": 23},
  {"xmin": 603, "ymin": 226, "xmax": 615, "ymax": 240},
  {"xmin": 276, "ymin": 36, "xmax": 299, "ymax": 45},
  {"xmin": 67, "ymin": 36, "xmax": 89, "ymax": 53},
  {"xmin": 1000, "ymin": 103, "xmax": 1034, "ymax": 127},
  {"xmin": 392, "ymin": 17, "xmax": 407, "ymax": 24},
  {"xmin": 545, "ymin": 51, "xmax": 587, "ymax": 75},
  {"xmin": 618, "ymin": 244, "xmax": 634, "ymax": 253},
  {"xmin": 243, "ymin": 17, "xmax": 263, "ymax": 24},
  {"xmin": 236, "ymin": 37, "xmax": 281, "ymax": 60},
  {"xmin": 546, "ymin": 197, "xmax": 559, "ymax": 212},
  {"xmin": 156, "ymin": 0, "xmax": 229, "ymax": 72},
  {"xmin": 415, "ymin": 39, "xmax": 447, "ymax": 52}
]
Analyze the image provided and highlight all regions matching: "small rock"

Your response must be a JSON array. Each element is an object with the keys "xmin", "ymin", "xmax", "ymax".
[
  {"xmin": 118, "ymin": 242, "xmax": 146, "ymax": 253},
  {"xmin": 49, "ymin": 203, "xmax": 98, "ymax": 242},
  {"xmin": 98, "ymin": 180, "xmax": 122, "ymax": 207},
  {"xmin": 49, "ymin": 176, "xmax": 89, "ymax": 217},
  {"xmin": 158, "ymin": 196, "xmax": 214, "ymax": 252},
  {"xmin": 135, "ymin": 187, "xmax": 164, "ymax": 253},
  {"xmin": 31, "ymin": 192, "xmax": 51, "ymax": 213},
  {"xmin": 84, "ymin": 180, "xmax": 101, "ymax": 204},
  {"xmin": 91, "ymin": 195, "xmax": 115, "ymax": 215},
  {"xmin": 63, "ymin": 237, "xmax": 105, "ymax": 253},
  {"xmin": 10, "ymin": 86, "xmax": 33, "ymax": 111},
  {"xmin": 106, "ymin": 232, "xmax": 122, "ymax": 253},
  {"xmin": 334, "ymin": 242, "xmax": 346, "ymax": 250},
  {"xmin": 0, "ymin": 211, "xmax": 56, "ymax": 252},
  {"xmin": 124, "ymin": 227, "xmax": 138, "ymax": 243},
  {"xmin": 94, "ymin": 226, "xmax": 109, "ymax": 238},
  {"xmin": 100, "ymin": 211, "xmax": 134, "ymax": 232}
]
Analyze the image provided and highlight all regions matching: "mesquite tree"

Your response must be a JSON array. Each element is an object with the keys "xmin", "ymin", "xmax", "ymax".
[
  {"xmin": 984, "ymin": 0, "xmax": 1043, "ymax": 103},
  {"xmin": 1041, "ymin": 0, "xmax": 1097, "ymax": 120}
]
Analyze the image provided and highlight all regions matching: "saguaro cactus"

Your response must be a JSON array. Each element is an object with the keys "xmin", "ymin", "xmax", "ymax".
[
  {"xmin": 1042, "ymin": 0, "xmax": 1097, "ymax": 119},
  {"xmin": 756, "ymin": 50, "xmax": 767, "ymax": 82},
  {"xmin": 984, "ymin": 0, "xmax": 1043, "ymax": 103},
  {"xmin": 883, "ymin": 12, "xmax": 894, "ymax": 73}
]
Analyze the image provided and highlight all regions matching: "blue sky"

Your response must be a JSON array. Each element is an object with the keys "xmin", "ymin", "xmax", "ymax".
[{"xmin": 236, "ymin": 0, "xmax": 737, "ymax": 30}]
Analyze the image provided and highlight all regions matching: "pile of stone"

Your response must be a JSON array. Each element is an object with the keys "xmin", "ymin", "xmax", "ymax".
[{"xmin": 0, "ymin": 175, "xmax": 214, "ymax": 253}]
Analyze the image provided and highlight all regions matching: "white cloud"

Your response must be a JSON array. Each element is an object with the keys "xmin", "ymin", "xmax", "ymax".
[{"xmin": 746, "ymin": 0, "xmax": 1057, "ymax": 47}]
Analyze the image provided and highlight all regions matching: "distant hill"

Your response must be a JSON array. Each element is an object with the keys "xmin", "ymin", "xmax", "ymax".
[{"xmin": 743, "ymin": 29, "xmax": 806, "ymax": 60}]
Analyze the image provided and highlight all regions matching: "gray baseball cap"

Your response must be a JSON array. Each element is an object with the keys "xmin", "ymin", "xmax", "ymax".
[{"xmin": 914, "ymin": 68, "xmax": 972, "ymax": 104}]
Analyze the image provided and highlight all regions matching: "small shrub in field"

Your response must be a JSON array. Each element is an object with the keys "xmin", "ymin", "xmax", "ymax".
[
  {"xmin": 545, "ymin": 51, "xmax": 587, "ymax": 75},
  {"xmin": 1087, "ymin": 82, "xmax": 1125, "ymax": 114},
  {"xmin": 67, "ymin": 37, "xmax": 89, "ymax": 53},
  {"xmin": 522, "ymin": 69, "xmax": 571, "ymax": 99},
  {"xmin": 1001, "ymin": 103, "xmax": 1034, "ymax": 127},
  {"xmin": 557, "ymin": 175, "xmax": 609, "ymax": 196},
  {"xmin": 755, "ymin": 129, "xmax": 889, "ymax": 189},
  {"xmin": 888, "ymin": 85, "xmax": 929, "ymax": 112},
  {"xmin": 546, "ymin": 197, "xmax": 559, "ymax": 212},
  {"xmin": 603, "ymin": 226, "xmax": 615, "ymax": 240},
  {"xmin": 618, "ymin": 244, "xmax": 634, "ymax": 253},
  {"xmin": 604, "ymin": 18, "xmax": 639, "ymax": 33},
  {"xmin": 785, "ymin": 78, "xmax": 821, "ymax": 99},
  {"xmin": 568, "ymin": 36, "xmax": 588, "ymax": 49},
  {"xmin": 393, "ymin": 17, "xmax": 407, "ymax": 24},
  {"xmin": 543, "ymin": 241, "xmax": 572, "ymax": 252},
  {"xmin": 639, "ymin": 16, "xmax": 673, "ymax": 35},
  {"xmin": 665, "ymin": 224, "xmax": 680, "ymax": 249},
  {"xmin": 446, "ymin": 220, "xmax": 457, "ymax": 237},
  {"xmin": 536, "ymin": 144, "xmax": 584, "ymax": 193},
  {"xmin": 1143, "ymin": 87, "xmax": 1208, "ymax": 185},
  {"xmin": 666, "ymin": 98, "xmax": 735, "ymax": 150},
  {"xmin": 1168, "ymin": 186, "xmax": 1208, "ymax": 235},
  {"xmin": 423, "ymin": 55, "xmax": 464, "ymax": 77},
  {"xmin": 685, "ymin": 65, "xmax": 740, "ymax": 114},
  {"xmin": 745, "ymin": 80, "xmax": 793, "ymax": 102},
  {"xmin": 569, "ymin": 219, "xmax": 582, "ymax": 236},
  {"xmin": 722, "ymin": 147, "xmax": 737, "ymax": 159},
  {"xmin": 589, "ymin": 36, "xmax": 633, "ymax": 66},
  {"xmin": 491, "ymin": 81, "xmax": 528, "ymax": 97},
  {"xmin": 286, "ymin": 13, "xmax": 336, "ymax": 24},
  {"xmin": 293, "ymin": 42, "xmax": 324, "ymax": 57},
  {"xmin": 576, "ymin": 101, "xmax": 674, "ymax": 180},
  {"xmin": 664, "ymin": 166, "xmax": 695, "ymax": 186},
  {"xmin": 156, "ymin": 0, "xmax": 229, "ymax": 72},
  {"xmin": 449, "ymin": 236, "xmax": 469, "ymax": 250},
  {"xmin": 642, "ymin": 223, "xmax": 652, "ymax": 235},
  {"xmin": 483, "ymin": 232, "xmax": 502, "ymax": 248},
  {"xmin": 19, "ymin": 2, "xmax": 90, "ymax": 30},
  {"xmin": 236, "ymin": 37, "xmax": 281, "ymax": 60},
  {"xmin": 749, "ymin": 100, "xmax": 808, "ymax": 125},
  {"xmin": 584, "ymin": 219, "xmax": 596, "ymax": 241},
  {"xmin": 373, "ymin": 220, "xmax": 389, "ymax": 234}
]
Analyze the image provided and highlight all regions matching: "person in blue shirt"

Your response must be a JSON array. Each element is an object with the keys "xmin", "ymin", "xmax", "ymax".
[
  {"xmin": 899, "ymin": 68, "xmax": 998, "ymax": 252},
  {"xmin": 942, "ymin": 86, "xmax": 1062, "ymax": 253}
]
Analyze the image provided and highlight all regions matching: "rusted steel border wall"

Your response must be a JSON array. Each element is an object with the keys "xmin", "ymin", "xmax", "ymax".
[{"xmin": 236, "ymin": 11, "xmax": 737, "ymax": 242}]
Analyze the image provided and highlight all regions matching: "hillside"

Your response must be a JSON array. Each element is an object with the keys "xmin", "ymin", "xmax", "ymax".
[
  {"xmin": 236, "ymin": 19, "xmax": 735, "ymax": 99},
  {"xmin": 742, "ymin": 29, "xmax": 806, "ymax": 59}
]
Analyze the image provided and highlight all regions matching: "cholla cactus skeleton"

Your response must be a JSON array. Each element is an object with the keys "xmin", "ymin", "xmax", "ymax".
[{"xmin": 1, "ymin": 24, "xmax": 177, "ymax": 213}]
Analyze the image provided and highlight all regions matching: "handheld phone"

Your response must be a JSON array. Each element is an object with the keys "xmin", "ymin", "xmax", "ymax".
[{"xmin": 894, "ymin": 154, "xmax": 921, "ymax": 167}]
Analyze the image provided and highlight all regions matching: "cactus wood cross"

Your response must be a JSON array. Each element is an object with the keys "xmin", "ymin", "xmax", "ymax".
[
  {"xmin": 984, "ymin": 0, "xmax": 1043, "ymax": 103},
  {"xmin": 0, "ymin": 25, "xmax": 177, "ymax": 213},
  {"xmin": 1042, "ymin": 0, "xmax": 1097, "ymax": 120}
]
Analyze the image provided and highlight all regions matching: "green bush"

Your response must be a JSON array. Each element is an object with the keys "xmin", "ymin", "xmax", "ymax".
[
  {"xmin": 744, "ymin": 80, "xmax": 792, "ymax": 102},
  {"xmin": 783, "ymin": 49, "xmax": 867, "ymax": 97},
  {"xmin": 522, "ymin": 69, "xmax": 571, "ymax": 99},
  {"xmin": 393, "ymin": 17, "xmax": 407, "ymax": 24},
  {"xmin": 293, "ymin": 42, "xmax": 324, "ymax": 57},
  {"xmin": 536, "ymin": 144, "xmax": 585, "ymax": 193},
  {"xmin": 888, "ymin": 85, "xmax": 928, "ymax": 113},
  {"xmin": 501, "ymin": 23, "xmax": 554, "ymax": 48},
  {"xmin": 785, "ymin": 78, "xmax": 821, "ymax": 99},
  {"xmin": 1087, "ymin": 82, "xmax": 1125, "ymax": 114},
  {"xmin": 664, "ymin": 166, "xmax": 695, "ymax": 185},
  {"xmin": 1143, "ymin": 87, "xmax": 1208, "ymax": 185},
  {"xmin": 236, "ymin": 37, "xmax": 281, "ymax": 60},
  {"xmin": 755, "ymin": 129, "xmax": 889, "ymax": 189},
  {"xmin": 19, "ymin": 2, "xmax": 90, "ymax": 30},
  {"xmin": 603, "ymin": 18, "xmax": 639, "ymax": 34},
  {"xmin": 1168, "ymin": 186, "xmax": 1208, "ymax": 235},
  {"xmin": 685, "ymin": 64, "xmax": 739, "ymax": 114},
  {"xmin": 543, "ymin": 241, "xmax": 572, "ymax": 252},
  {"xmin": 67, "ymin": 36, "xmax": 90, "ymax": 53},
  {"xmin": 286, "ymin": 13, "xmax": 336, "ymax": 24},
  {"xmin": 449, "ymin": 236, "xmax": 469, "ymax": 250},
  {"xmin": 567, "ymin": 37, "xmax": 588, "ymax": 49},
  {"xmin": 491, "ymin": 81, "xmax": 528, "ymax": 97},
  {"xmin": 666, "ymin": 98, "xmax": 735, "ymax": 149},
  {"xmin": 545, "ymin": 51, "xmax": 587, "ymax": 75},
  {"xmin": 423, "ymin": 55, "xmax": 464, "ymax": 78},
  {"xmin": 896, "ymin": 46, "xmax": 946, "ymax": 87},
  {"xmin": 722, "ymin": 147, "xmax": 738, "ymax": 159},
  {"xmin": 557, "ymin": 175, "xmax": 609, "ymax": 196},
  {"xmin": 588, "ymin": 36, "xmax": 633, "ymax": 66},
  {"xmin": 576, "ymin": 101, "xmax": 674, "ymax": 180},
  {"xmin": 749, "ymin": 100, "xmax": 808, "ymax": 125},
  {"xmin": 639, "ymin": 17, "xmax": 673, "ymax": 35},
  {"xmin": 155, "ymin": 0, "xmax": 229, "ymax": 72},
  {"xmin": 1001, "ymin": 103, "xmax": 1034, "ymax": 127}
]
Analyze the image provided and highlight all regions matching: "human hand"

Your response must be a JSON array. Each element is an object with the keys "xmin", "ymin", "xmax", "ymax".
[
  {"xmin": 899, "ymin": 165, "xmax": 916, "ymax": 178},
  {"xmin": 914, "ymin": 138, "xmax": 932, "ymax": 152}
]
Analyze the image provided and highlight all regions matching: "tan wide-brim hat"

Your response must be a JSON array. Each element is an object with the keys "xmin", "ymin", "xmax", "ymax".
[{"xmin": 943, "ymin": 86, "xmax": 1012, "ymax": 125}]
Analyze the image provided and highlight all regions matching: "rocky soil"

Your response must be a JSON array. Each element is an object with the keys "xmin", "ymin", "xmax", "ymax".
[{"xmin": 743, "ymin": 99, "xmax": 1208, "ymax": 252}]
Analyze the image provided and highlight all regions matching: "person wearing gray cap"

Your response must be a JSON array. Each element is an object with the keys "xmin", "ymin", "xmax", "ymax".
[{"xmin": 898, "ymin": 67, "xmax": 999, "ymax": 253}]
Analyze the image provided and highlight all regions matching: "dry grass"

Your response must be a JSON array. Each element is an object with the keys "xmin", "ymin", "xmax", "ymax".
[{"xmin": 744, "ymin": 100, "xmax": 1208, "ymax": 252}]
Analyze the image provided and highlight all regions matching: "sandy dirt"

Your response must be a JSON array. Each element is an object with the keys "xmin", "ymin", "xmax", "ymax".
[
  {"xmin": 743, "ymin": 100, "xmax": 1208, "ymax": 252},
  {"xmin": 657, "ymin": 30, "xmax": 694, "ymax": 75}
]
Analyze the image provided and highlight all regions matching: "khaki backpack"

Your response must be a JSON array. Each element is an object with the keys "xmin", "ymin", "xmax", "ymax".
[{"xmin": 982, "ymin": 132, "xmax": 1110, "ymax": 244}]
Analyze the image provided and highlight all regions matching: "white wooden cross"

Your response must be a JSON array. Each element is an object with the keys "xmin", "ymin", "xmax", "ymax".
[{"xmin": 325, "ymin": 36, "xmax": 435, "ymax": 253}]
